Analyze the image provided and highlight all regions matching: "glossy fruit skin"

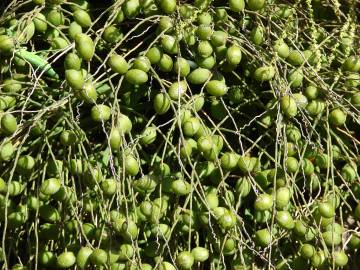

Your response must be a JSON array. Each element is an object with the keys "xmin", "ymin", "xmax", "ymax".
[
  {"xmin": 255, "ymin": 228, "xmax": 271, "ymax": 247},
  {"xmin": 274, "ymin": 39, "xmax": 289, "ymax": 58},
  {"xmin": 322, "ymin": 231, "xmax": 342, "ymax": 246},
  {"xmin": 75, "ymin": 34, "xmax": 95, "ymax": 61},
  {"xmin": 226, "ymin": 45, "xmax": 242, "ymax": 65},
  {"xmin": 154, "ymin": 93, "xmax": 171, "ymax": 114},
  {"xmin": 168, "ymin": 81, "xmax": 187, "ymax": 100},
  {"xmin": 56, "ymin": 251, "xmax": 76, "ymax": 268},
  {"xmin": 125, "ymin": 69, "xmax": 148, "ymax": 85},
  {"xmin": 159, "ymin": 0, "xmax": 176, "ymax": 14},
  {"xmin": 89, "ymin": 248, "xmax": 108, "ymax": 266},
  {"xmin": 328, "ymin": 108, "xmax": 347, "ymax": 126},
  {"xmin": 146, "ymin": 46, "xmax": 163, "ymax": 64},
  {"xmin": 176, "ymin": 251, "xmax": 194, "ymax": 269},
  {"xmin": 300, "ymin": 244, "xmax": 315, "ymax": 259},
  {"xmin": 275, "ymin": 187, "xmax": 291, "ymax": 209},
  {"xmin": 91, "ymin": 105, "xmax": 111, "ymax": 122},
  {"xmin": 158, "ymin": 54, "xmax": 173, "ymax": 72},
  {"xmin": 174, "ymin": 57, "xmax": 190, "ymax": 77},
  {"xmin": 140, "ymin": 126, "xmax": 157, "ymax": 145},
  {"xmin": 229, "ymin": 0, "xmax": 245, "ymax": 12},
  {"xmin": 247, "ymin": 0, "xmax": 265, "ymax": 11},
  {"xmin": 205, "ymin": 80, "xmax": 228, "ymax": 97},
  {"xmin": 275, "ymin": 210, "xmax": 295, "ymax": 229},
  {"xmin": 108, "ymin": 54, "xmax": 129, "ymax": 74},
  {"xmin": 65, "ymin": 69, "xmax": 84, "ymax": 90},
  {"xmin": 73, "ymin": 9, "xmax": 92, "ymax": 28},
  {"xmin": 76, "ymin": 247, "xmax": 92, "ymax": 270},
  {"xmin": 191, "ymin": 247, "xmax": 209, "ymax": 262},
  {"xmin": 254, "ymin": 66, "xmax": 275, "ymax": 81},
  {"xmin": 1, "ymin": 114, "xmax": 17, "ymax": 135},
  {"xmin": 333, "ymin": 251, "xmax": 348, "ymax": 267},
  {"xmin": 187, "ymin": 68, "xmax": 212, "ymax": 84},
  {"xmin": 254, "ymin": 193, "xmax": 273, "ymax": 211},
  {"xmin": 40, "ymin": 178, "xmax": 61, "ymax": 195},
  {"xmin": 318, "ymin": 202, "xmax": 335, "ymax": 218}
]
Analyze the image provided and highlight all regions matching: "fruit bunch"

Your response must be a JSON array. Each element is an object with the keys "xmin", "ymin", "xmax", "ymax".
[{"xmin": 0, "ymin": 0, "xmax": 359, "ymax": 269}]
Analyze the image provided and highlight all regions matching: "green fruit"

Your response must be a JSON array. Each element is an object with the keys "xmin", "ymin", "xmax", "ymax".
[
  {"xmin": 57, "ymin": 251, "xmax": 76, "ymax": 268},
  {"xmin": 196, "ymin": 25, "xmax": 213, "ymax": 40},
  {"xmin": 333, "ymin": 251, "xmax": 348, "ymax": 267},
  {"xmin": 39, "ymin": 251, "xmax": 56, "ymax": 267},
  {"xmin": 89, "ymin": 248, "xmax": 108, "ymax": 266},
  {"xmin": 254, "ymin": 193, "xmax": 273, "ymax": 211},
  {"xmin": 168, "ymin": 81, "xmax": 187, "ymax": 100},
  {"xmin": 274, "ymin": 39, "xmax": 290, "ymax": 58},
  {"xmin": 108, "ymin": 54, "xmax": 129, "ymax": 74},
  {"xmin": 76, "ymin": 247, "xmax": 93, "ymax": 270},
  {"xmin": 101, "ymin": 179, "xmax": 118, "ymax": 196},
  {"xmin": 125, "ymin": 69, "xmax": 148, "ymax": 85},
  {"xmin": 62, "ymin": 139, "xmax": 80, "ymax": 159},
  {"xmin": 197, "ymin": 40, "xmax": 213, "ymax": 58},
  {"xmin": 210, "ymin": 31, "xmax": 228, "ymax": 47},
  {"xmin": 286, "ymin": 157, "xmax": 299, "ymax": 173},
  {"xmin": 158, "ymin": 54, "xmax": 173, "ymax": 72},
  {"xmin": 205, "ymin": 80, "xmax": 228, "ymax": 97},
  {"xmin": 328, "ymin": 108, "xmax": 347, "ymax": 126},
  {"xmin": 255, "ymin": 228, "xmax": 271, "ymax": 247},
  {"xmin": 77, "ymin": 82, "xmax": 97, "ymax": 104},
  {"xmin": 247, "ymin": 0, "xmax": 265, "ymax": 10},
  {"xmin": 229, "ymin": 0, "xmax": 245, "ymax": 12},
  {"xmin": 33, "ymin": 13, "xmax": 47, "ymax": 33},
  {"xmin": 65, "ymin": 69, "xmax": 84, "ymax": 90},
  {"xmin": 275, "ymin": 187, "xmax": 291, "ymax": 209},
  {"xmin": 154, "ymin": 93, "xmax": 171, "ymax": 114},
  {"xmin": 250, "ymin": 25, "xmax": 264, "ymax": 45},
  {"xmin": 187, "ymin": 68, "xmax": 212, "ymax": 84},
  {"xmin": 300, "ymin": 244, "xmax": 315, "ymax": 259},
  {"xmin": 173, "ymin": 58, "xmax": 190, "ymax": 77},
  {"xmin": 0, "ymin": 35, "xmax": 14, "ymax": 54},
  {"xmin": 254, "ymin": 66, "xmax": 275, "ymax": 81},
  {"xmin": 354, "ymin": 203, "xmax": 360, "ymax": 220},
  {"xmin": 91, "ymin": 105, "xmax": 111, "ymax": 122},
  {"xmin": 159, "ymin": 0, "xmax": 176, "ymax": 14},
  {"xmin": 75, "ymin": 33, "xmax": 94, "ymax": 61},
  {"xmin": 64, "ymin": 53, "xmax": 82, "ymax": 70},
  {"xmin": 161, "ymin": 35, "xmax": 178, "ymax": 54},
  {"xmin": 124, "ymin": 155, "xmax": 139, "ymax": 176},
  {"xmin": 146, "ymin": 46, "xmax": 163, "ymax": 64},
  {"xmin": 103, "ymin": 25, "xmax": 123, "ymax": 43},
  {"xmin": 287, "ymin": 50, "xmax": 305, "ymax": 66},
  {"xmin": 68, "ymin": 22, "xmax": 82, "ymax": 40},
  {"xmin": 226, "ymin": 45, "xmax": 242, "ymax": 65},
  {"xmin": 123, "ymin": 0, "xmax": 140, "ymax": 18},
  {"xmin": 275, "ymin": 210, "xmax": 294, "ymax": 229},
  {"xmin": 171, "ymin": 179, "xmax": 191, "ymax": 195},
  {"xmin": 182, "ymin": 117, "xmax": 201, "ymax": 137},
  {"xmin": 176, "ymin": 251, "xmax": 194, "ymax": 269},
  {"xmin": 16, "ymin": 155, "xmax": 35, "ymax": 175},
  {"xmin": 0, "ymin": 114, "xmax": 17, "ymax": 135},
  {"xmin": 288, "ymin": 69, "xmax": 303, "ymax": 88},
  {"xmin": 318, "ymin": 202, "xmax": 335, "ymax": 218},
  {"xmin": 221, "ymin": 152, "xmax": 240, "ymax": 171},
  {"xmin": 191, "ymin": 247, "xmax": 209, "ymax": 262},
  {"xmin": 322, "ymin": 231, "xmax": 342, "ymax": 246},
  {"xmin": 133, "ymin": 56, "xmax": 151, "ymax": 72},
  {"xmin": 73, "ymin": 9, "xmax": 92, "ymax": 28},
  {"xmin": 40, "ymin": 178, "xmax": 61, "ymax": 195},
  {"xmin": 46, "ymin": 9, "xmax": 64, "ymax": 26},
  {"xmin": 140, "ymin": 126, "xmax": 157, "ymax": 145}
]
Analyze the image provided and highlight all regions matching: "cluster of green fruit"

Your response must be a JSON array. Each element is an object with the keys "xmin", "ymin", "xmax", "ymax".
[{"xmin": 0, "ymin": 0, "xmax": 359, "ymax": 269}]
